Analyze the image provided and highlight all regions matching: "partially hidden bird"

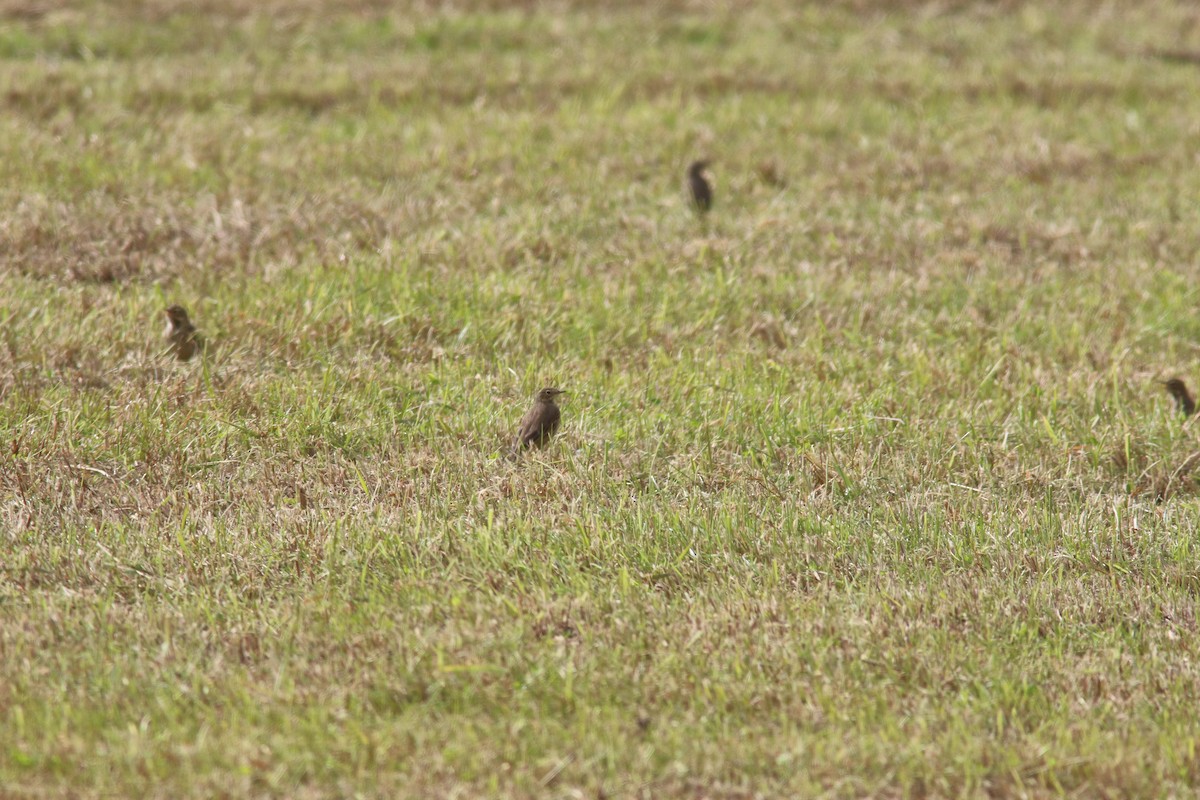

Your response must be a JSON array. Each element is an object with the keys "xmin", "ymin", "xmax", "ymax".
[
  {"xmin": 511, "ymin": 387, "xmax": 566, "ymax": 456},
  {"xmin": 686, "ymin": 159, "xmax": 713, "ymax": 216},
  {"xmin": 164, "ymin": 304, "xmax": 205, "ymax": 361},
  {"xmin": 1163, "ymin": 378, "xmax": 1196, "ymax": 416}
]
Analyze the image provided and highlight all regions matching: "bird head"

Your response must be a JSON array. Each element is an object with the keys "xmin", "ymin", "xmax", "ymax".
[
  {"xmin": 164, "ymin": 305, "xmax": 191, "ymax": 328},
  {"xmin": 536, "ymin": 387, "xmax": 566, "ymax": 403},
  {"xmin": 1163, "ymin": 378, "xmax": 1190, "ymax": 398},
  {"xmin": 688, "ymin": 159, "xmax": 711, "ymax": 177}
]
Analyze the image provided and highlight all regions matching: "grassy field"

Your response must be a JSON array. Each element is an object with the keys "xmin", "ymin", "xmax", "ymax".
[{"xmin": 5, "ymin": 0, "xmax": 1200, "ymax": 796}]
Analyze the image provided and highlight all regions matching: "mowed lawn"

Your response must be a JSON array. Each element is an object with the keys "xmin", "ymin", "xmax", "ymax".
[{"xmin": 5, "ymin": 1, "xmax": 1200, "ymax": 796}]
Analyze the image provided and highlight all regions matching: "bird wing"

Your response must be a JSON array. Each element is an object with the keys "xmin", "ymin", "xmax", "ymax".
[
  {"xmin": 518, "ymin": 403, "xmax": 560, "ymax": 447},
  {"xmin": 690, "ymin": 176, "xmax": 712, "ymax": 211}
]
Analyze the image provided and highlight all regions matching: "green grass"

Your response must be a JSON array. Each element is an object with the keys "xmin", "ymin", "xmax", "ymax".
[{"xmin": 5, "ymin": 0, "xmax": 1200, "ymax": 796}]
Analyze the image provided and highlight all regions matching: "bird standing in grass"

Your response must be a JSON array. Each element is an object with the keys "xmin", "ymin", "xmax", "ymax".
[
  {"xmin": 164, "ymin": 304, "xmax": 204, "ymax": 361},
  {"xmin": 1163, "ymin": 378, "xmax": 1196, "ymax": 416},
  {"xmin": 686, "ymin": 159, "xmax": 713, "ymax": 216},
  {"xmin": 511, "ymin": 387, "xmax": 566, "ymax": 456}
]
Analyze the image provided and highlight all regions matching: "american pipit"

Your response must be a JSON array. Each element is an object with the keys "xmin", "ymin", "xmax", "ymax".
[
  {"xmin": 511, "ymin": 387, "xmax": 565, "ymax": 456},
  {"xmin": 1163, "ymin": 378, "xmax": 1196, "ymax": 416},
  {"xmin": 686, "ymin": 159, "xmax": 713, "ymax": 215},
  {"xmin": 164, "ymin": 304, "xmax": 204, "ymax": 361}
]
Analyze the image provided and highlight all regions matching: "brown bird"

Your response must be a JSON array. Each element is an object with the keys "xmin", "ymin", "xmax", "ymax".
[
  {"xmin": 1163, "ymin": 378, "xmax": 1196, "ymax": 416},
  {"xmin": 686, "ymin": 159, "xmax": 713, "ymax": 215},
  {"xmin": 163, "ymin": 304, "xmax": 205, "ymax": 361},
  {"xmin": 511, "ymin": 387, "xmax": 566, "ymax": 456}
]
